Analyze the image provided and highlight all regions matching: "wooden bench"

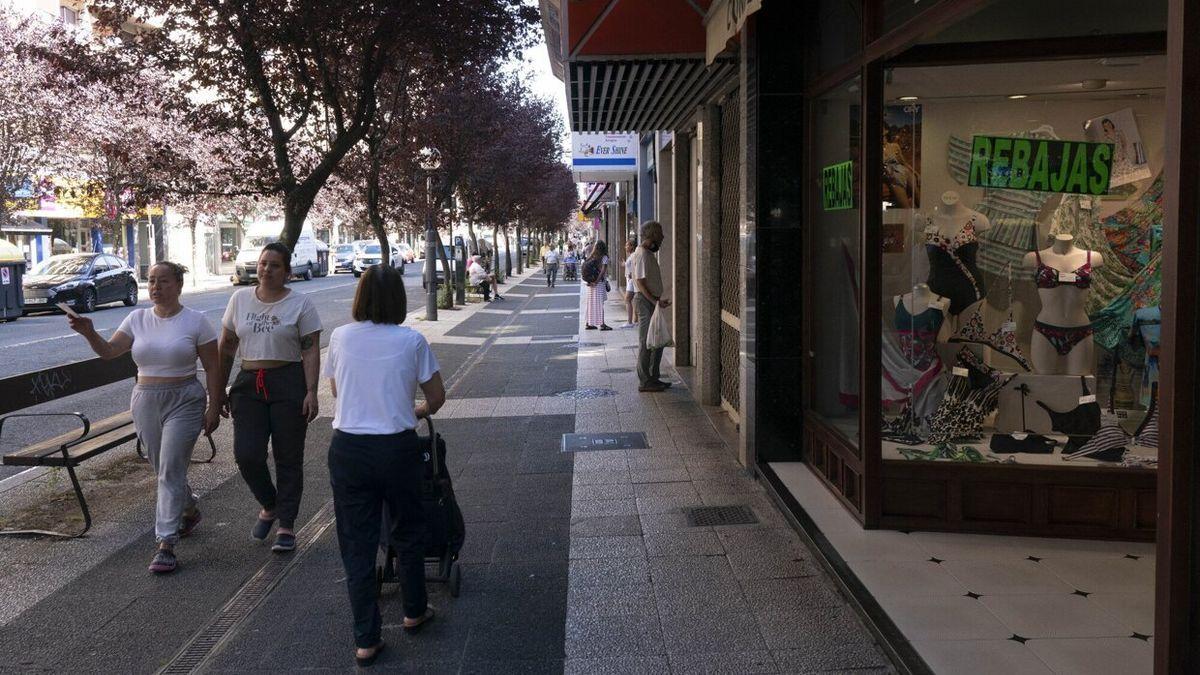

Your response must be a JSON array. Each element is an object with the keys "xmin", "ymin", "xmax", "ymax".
[
  {"xmin": 0, "ymin": 411, "xmax": 215, "ymax": 538},
  {"xmin": 0, "ymin": 355, "xmax": 215, "ymax": 538}
]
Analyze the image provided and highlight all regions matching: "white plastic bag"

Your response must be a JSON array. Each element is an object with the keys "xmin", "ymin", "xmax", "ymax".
[{"xmin": 646, "ymin": 304, "xmax": 674, "ymax": 350}]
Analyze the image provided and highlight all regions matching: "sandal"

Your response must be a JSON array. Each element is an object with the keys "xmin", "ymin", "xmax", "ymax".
[
  {"xmin": 354, "ymin": 641, "xmax": 385, "ymax": 667},
  {"xmin": 600, "ymin": 324, "xmax": 613, "ymax": 331},
  {"xmin": 402, "ymin": 608, "xmax": 436, "ymax": 634},
  {"xmin": 251, "ymin": 514, "xmax": 276, "ymax": 541},
  {"xmin": 271, "ymin": 532, "xmax": 296, "ymax": 552}
]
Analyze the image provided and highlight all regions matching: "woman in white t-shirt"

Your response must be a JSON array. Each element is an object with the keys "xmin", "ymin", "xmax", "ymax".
[
  {"xmin": 218, "ymin": 242, "xmax": 322, "ymax": 553},
  {"xmin": 623, "ymin": 239, "xmax": 637, "ymax": 325},
  {"xmin": 322, "ymin": 263, "xmax": 445, "ymax": 666},
  {"xmin": 68, "ymin": 262, "xmax": 222, "ymax": 574}
]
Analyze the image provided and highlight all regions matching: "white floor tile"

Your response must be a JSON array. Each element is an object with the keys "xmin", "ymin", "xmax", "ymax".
[
  {"xmin": 909, "ymin": 531, "xmax": 1051, "ymax": 562},
  {"xmin": 912, "ymin": 639, "xmax": 1053, "ymax": 675},
  {"xmin": 1086, "ymin": 592, "xmax": 1155, "ymax": 635},
  {"xmin": 1025, "ymin": 637, "xmax": 1152, "ymax": 675},
  {"xmin": 822, "ymin": 529, "xmax": 933, "ymax": 562},
  {"xmin": 980, "ymin": 593, "xmax": 1132, "ymax": 639},
  {"xmin": 1039, "ymin": 557, "xmax": 1156, "ymax": 594},
  {"xmin": 847, "ymin": 560, "xmax": 968, "ymax": 597},
  {"xmin": 941, "ymin": 560, "xmax": 1075, "ymax": 596},
  {"xmin": 874, "ymin": 595, "xmax": 1011, "ymax": 641},
  {"xmin": 800, "ymin": 506, "xmax": 862, "ymax": 534}
]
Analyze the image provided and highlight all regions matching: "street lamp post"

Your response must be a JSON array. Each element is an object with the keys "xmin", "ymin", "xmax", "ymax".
[{"xmin": 420, "ymin": 147, "xmax": 441, "ymax": 320}]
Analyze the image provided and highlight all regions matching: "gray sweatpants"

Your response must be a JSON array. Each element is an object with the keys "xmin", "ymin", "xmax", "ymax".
[
  {"xmin": 636, "ymin": 295, "xmax": 664, "ymax": 387},
  {"xmin": 131, "ymin": 379, "xmax": 206, "ymax": 545}
]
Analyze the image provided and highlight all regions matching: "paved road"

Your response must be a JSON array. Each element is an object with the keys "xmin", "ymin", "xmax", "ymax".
[{"xmin": 0, "ymin": 263, "xmax": 431, "ymax": 481}]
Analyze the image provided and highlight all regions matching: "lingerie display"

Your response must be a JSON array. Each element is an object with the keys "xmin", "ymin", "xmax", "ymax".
[
  {"xmin": 882, "ymin": 300, "xmax": 947, "ymax": 422},
  {"xmin": 1035, "ymin": 376, "xmax": 1102, "ymax": 454},
  {"xmin": 1032, "ymin": 249, "xmax": 1095, "ymax": 356},
  {"xmin": 950, "ymin": 270, "xmax": 1031, "ymax": 371},
  {"xmin": 927, "ymin": 348, "xmax": 1016, "ymax": 445},
  {"xmin": 1133, "ymin": 307, "xmax": 1161, "ymax": 407},
  {"xmin": 989, "ymin": 383, "xmax": 1056, "ymax": 454},
  {"xmin": 926, "ymin": 219, "xmax": 986, "ymax": 315}
]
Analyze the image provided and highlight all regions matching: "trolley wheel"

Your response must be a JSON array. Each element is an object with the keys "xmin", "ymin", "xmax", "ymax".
[{"xmin": 448, "ymin": 561, "xmax": 461, "ymax": 598}]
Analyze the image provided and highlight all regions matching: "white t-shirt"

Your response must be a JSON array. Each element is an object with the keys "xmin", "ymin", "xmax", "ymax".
[
  {"xmin": 545, "ymin": 250, "xmax": 559, "ymax": 265},
  {"xmin": 322, "ymin": 321, "xmax": 440, "ymax": 434},
  {"xmin": 221, "ymin": 288, "xmax": 322, "ymax": 362},
  {"xmin": 468, "ymin": 261, "xmax": 489, "ymax": 285},
  {"xmin": 116, "ymin": 307, "xmax": 217, "ymax": 377},
  {"xmin": 624, "ymin": 256, "xmax": 636, "ymax": 292},
  {"xmin": 631, "ymin": 246, "xmax": 663, "ymax": 297}
]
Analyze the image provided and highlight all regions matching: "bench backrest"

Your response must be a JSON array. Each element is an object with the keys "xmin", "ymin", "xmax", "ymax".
[{"xmin": 0, "ymin": 354, "xmax": 136, "ymax": 417}]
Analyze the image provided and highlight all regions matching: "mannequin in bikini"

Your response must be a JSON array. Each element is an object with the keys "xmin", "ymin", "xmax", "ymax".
[
  {"xmin": 924, "ymin": 191, "xmax": 992, "ymax": 331},
  {"xmin": 1022, "ymin": 234, "xmax": 1104, "ymax": 375}
]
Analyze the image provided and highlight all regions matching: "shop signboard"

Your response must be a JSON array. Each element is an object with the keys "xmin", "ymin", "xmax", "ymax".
[
  {"xmin": 821, "ymin": 160, "xmax": 854, "ymax": 211},
  {"xmin": 967, "ymin": 135, "xmax": 1113, "ymax": 196},
  {"xmin": 571, "ymin": 133, "xmax": 637, "ymax": 182}
]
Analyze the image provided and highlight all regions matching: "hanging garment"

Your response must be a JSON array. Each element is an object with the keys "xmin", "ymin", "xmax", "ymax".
[
  {"xmin": 1133, "ymin": 306, "xmax": 1160, "ymax": 407},
  {"xmin": 1090, "ymin": 254, "xmax": 1162, "ymax": 351},
  {"xmin": 1098, "ymin": 173, "xmax": 1164, "ymax": 274},
  {"xmin": 1049, "ymin": 196, "xmax": 1134, "ymax": 313},
  {"xmin": 1133, "ymin": 384, "xmax": 1159, "ymax": 448},
  {"xmin": 927, "ymin": 348, "xmax": 1016, "ymax": 444}
]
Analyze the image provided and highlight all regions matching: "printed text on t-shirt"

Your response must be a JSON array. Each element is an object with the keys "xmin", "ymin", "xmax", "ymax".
[{"xmin": 247, "ymin": 311, "xmax": 281, "ymax": 334}]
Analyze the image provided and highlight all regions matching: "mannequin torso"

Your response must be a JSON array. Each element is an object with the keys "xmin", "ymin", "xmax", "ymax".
[
  {"xmin": 1022, "ymin": 234, "xmax": 1104, "ymax": 374},
  {"xmin": 924, "ymin": 191, "xmax": 992, "ymax": 317}
]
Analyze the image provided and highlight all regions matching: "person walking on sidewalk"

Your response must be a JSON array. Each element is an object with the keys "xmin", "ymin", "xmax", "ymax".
[
  {"xmin": 68, "ymin": 262, "xmax": 222, "ymax": 574},
  {"xmin": 623, "ymin": 239, "xmax": 637, "ymax": 326},
  {"xmin": 218, "ymin": 242, "xmax": 322, "ymax": 553},
  {"xmin": 323, "ymin": 264, "xmax": 445, "ymax": 667},
  {"xmin": 632, "ymin": 221, "xmax": 672, "ymax": 392},
  {"xmin": 544, "ymin": 247, "xmax": 560, "ymax": 287},
  {"xmin": 583, "ymin": 240, "xmax": 611, "ymax": 330}
]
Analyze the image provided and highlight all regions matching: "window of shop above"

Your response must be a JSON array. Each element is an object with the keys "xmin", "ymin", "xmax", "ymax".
[
  {"xmin": 808, "ymin": 76, "xmax": 862, "ymax": 450},
  {"xmin": 806, "ymin": 0, "xmax": 862, "ymax": 83},
  {"xmin": 919, "ymin": 0, "xmax": 1166, "ymax": 45},
  {"xmin": 877, "ymin": 56, "xmax": 1164, "ymax": 470}
]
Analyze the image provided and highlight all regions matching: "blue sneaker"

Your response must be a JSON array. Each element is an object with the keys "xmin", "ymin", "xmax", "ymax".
[
  {"xmin": 271, "ymin": 532, "xmax": 296, "ymax": 552},
  {"xmin": 251, "ymin": 516, "xmax": 275, "ymax": 541}
]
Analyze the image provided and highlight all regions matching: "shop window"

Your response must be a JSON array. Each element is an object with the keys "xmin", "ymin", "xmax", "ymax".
[
  {"xmin": 922, "ymin": 0, "xmax": 1167, "ymax": 45},
  {"xmin": 878, "ymin": 56, "xmax": 1164, "ymax": 471},
  {"xmin": 807, "ymin": 0, "xmax": 862, "ymax": 82},
  {"xmin": 808, "ymin": 76, "xmax": 862, "ymax": 449}
]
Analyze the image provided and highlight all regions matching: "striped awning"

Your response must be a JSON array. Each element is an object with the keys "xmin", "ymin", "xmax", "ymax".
[{"xmin": 567, "ymin": 57, "xmax": 736, "ymax": 133}]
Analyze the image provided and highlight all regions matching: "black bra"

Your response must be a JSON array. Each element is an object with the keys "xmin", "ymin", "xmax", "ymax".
[{"xmin": 1036, "ymin": 376, "xmax": 1101, "ymax": 438}]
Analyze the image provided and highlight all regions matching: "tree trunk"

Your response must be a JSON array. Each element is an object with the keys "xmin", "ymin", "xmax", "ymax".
[
  {"xmin": 515, "ymin": 223, "xmax": 523, "ymax": 274},
  {"xmin": 492, "ymin": 226, "xmax": 500, "ymax": 281},
  {"xmin": 365, "ymin": 143, "xmax": 390, "ymax": 264},
  {"xmin": 467, "ymin": 220, "xmax": 479, "ymax": 256},
  {"xmin": 504, "ymin": 225, "xmax": 512, "ymax": 276},
  {"xmin": 437, "ymin": 233, "xmax": 453, "ymax": 305},
  {"xmin": 282, "ymin": 189, "xmax": 317, "ymax": 251}
]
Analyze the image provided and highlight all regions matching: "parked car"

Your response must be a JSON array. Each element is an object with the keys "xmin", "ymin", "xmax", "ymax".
[
  {"xmin": 22, "ymin": 253, "xmax": 138, "ymax": 314},
  {"xmin": 351, "ymin": 243, "xmax": 404, "ymax": 277},
  {"xmin": 333, "ymin": 243, "xmax": 358, "ymax": 274}
]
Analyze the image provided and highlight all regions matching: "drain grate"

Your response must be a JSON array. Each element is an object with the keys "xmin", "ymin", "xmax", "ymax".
[
  {"xmin": 600, "ymin": 367, "xmax": 632, "ymax": 373},
  {"xmin": 684, "ymin": 505, "xmax": 758, "ymax": 527},
  {"xmin": 556, "ymin": 387, "xmax": 617, "ymax": 399},
  {"xmin": 562, "ymin": 432, "xmax": 649, "ymax": 452}
]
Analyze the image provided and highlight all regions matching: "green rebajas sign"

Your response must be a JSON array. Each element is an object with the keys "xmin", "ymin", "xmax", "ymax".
[
  {"xmin": 968, "ymin": 135, "xmax": 1113, "ymax": 196},
  {"xmin": 822, "ymin": 160, "xmax": 854, "ymax": 211}
]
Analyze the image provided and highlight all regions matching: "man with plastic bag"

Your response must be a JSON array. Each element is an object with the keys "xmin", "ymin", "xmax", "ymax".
[{"xmin": 631, "ymin": 221, "xmax": 672, "ymax": 393}]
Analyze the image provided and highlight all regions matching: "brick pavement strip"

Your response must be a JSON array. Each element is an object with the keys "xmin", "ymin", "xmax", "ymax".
[{"xmin": 0, "ymin": 268, "xmax": 894, "ymax": 673}]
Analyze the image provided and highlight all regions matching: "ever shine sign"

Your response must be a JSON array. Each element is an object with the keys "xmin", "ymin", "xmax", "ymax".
[
  {"xmin": 968, "ymin": 135, "xmax": 1113, "ymax": 196},
  {"xmin": 822, "ymin": 160, "xmax": 854, "ymax": 211}
]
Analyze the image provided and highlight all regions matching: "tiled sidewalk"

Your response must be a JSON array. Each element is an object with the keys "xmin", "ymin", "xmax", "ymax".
[{"xmin": 562, "ymin": 289, "xmax": 892, "ymax": 673}]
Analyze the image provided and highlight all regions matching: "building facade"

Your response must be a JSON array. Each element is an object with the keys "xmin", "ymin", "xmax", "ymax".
[{"xmin": 547, "ymin": 1, "xmax": 1200, "ymax": 672}]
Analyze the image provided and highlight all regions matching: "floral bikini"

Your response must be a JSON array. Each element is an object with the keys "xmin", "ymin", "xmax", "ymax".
[{"xmin": 1033, "ymin": 250, "xmax": 1094, "ymax": 356}]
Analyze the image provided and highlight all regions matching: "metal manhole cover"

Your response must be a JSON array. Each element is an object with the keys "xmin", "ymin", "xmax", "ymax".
[
  {"xmin": 562, "ymin": 432, "xmax": 648, "ymax": 452},
  {"xmin": 600, "ymin": 367, "xmax": 632, "ymax": 373},
  {"xmin": 684, "ymin": 505, "xmax": 758, "ymax": 527},
  {"xmin": 555, "ymin": 388, "xmax": 617, "ymax": 399}
]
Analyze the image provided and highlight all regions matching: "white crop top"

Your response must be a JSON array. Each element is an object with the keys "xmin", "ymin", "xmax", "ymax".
[
  {"xmin": 221, "ymin": 287, "xmax": 322, "ymax": 362},
  {"xmin": 115, "ymin": 307, "xmax": 217, "ymax": 378}
]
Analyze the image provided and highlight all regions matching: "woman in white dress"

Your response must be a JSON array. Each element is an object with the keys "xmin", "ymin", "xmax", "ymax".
[{"xmin": 584, "ymin": 241, "xmax": 611, "ymax": 330}]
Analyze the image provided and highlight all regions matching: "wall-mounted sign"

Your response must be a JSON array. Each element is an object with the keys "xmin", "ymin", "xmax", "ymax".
[
  {"xmin": 571, "ymin": 133, "xmax": 637, "ymax": 182},
  {"xmin": 967, "ymin": 135, "xmax": 1113, "ymax": 196},
  {"xmin": 822, "ymin": 161, "xmax": 855, "ymax": 211},
  {"xmin": 706, "ymin": 0, "xmax": 763, "ymax": 64}
]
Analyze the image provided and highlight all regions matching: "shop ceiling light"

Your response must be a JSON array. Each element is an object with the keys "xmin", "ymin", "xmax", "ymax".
[
  {"xmin": 1008, "ymin": 94, "xmax": 1028, "ymax": 99},
  {"xmin": 898, "ymin": 96, "xmax": 919, "ymax": 101}
]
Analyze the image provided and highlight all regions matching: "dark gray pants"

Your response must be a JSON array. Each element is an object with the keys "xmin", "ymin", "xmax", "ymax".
[
  {"xmin": 329, "ymin": 429, "xmax": 428, "ymax": 648},
  {"xmin": 230, "ymin": 363, "xmax": 308, "ymax": 529},
  {"xmin": 636, "ymin": 295, "xmax": 664, "ymax": 387}
]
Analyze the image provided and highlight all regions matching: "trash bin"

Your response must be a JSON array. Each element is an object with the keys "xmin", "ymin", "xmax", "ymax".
[{"xmin": 0, "ymin": 239, "xmax": 26, "ymax": 321}]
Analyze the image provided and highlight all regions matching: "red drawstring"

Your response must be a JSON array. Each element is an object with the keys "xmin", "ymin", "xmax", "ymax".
[{"xmin": 254, "ymin": 368, "xmax": 269, "ymax": 401}]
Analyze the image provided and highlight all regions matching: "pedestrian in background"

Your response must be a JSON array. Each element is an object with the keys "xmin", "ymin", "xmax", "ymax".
[
  {"xmin": 468, "ymin": 255, "xmax": 501, "ymax": 301},
  {"xmin": 583, "ymin": 240, "xmax": 611, "ymax": 330},
  {"xmin": 69, "ymin": 262, "xmax": 222, "ymax": 573},
  {"xmin": 218, "ymin": 242, "xmax": 322, "ymax": 553},
  {"xmin": 544, "ymin": 247, "xmax": 560, "ymax": 287},
  {"xmin": 622, "ymin": 239, "xmax": 637, "ymax": 326},
  {"xmin": 632, "ymin": 221, "xmax": 671, "ymax": 392},
  {"xmin": 324, "ymin": 263, "xmax": 444, "ymax": 667},
  {"xmin": 564, "ymin": 244, "xmax": 578, "ymax": 281}
]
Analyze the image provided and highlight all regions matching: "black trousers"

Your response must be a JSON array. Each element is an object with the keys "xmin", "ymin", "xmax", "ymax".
[
  {"xmin": 328, "ymin": 429, "xmax": 428, "ymax": 648},
  {"xmin": 478, "ymin": 280, "xmax": 492, "ymax": 301},
  {"xmin": 230, "ymin": 362, "xmax": 308, "ymax": 529}
]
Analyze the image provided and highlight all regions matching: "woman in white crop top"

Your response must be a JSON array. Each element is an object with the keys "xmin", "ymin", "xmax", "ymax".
[
  {"xmin": 69, "ymin": 261, "xmax": 222, "ymax": 574},
  {"xmin": 218, "ymin": 242, "xmax": 322, "ymax": 553},
  {"xmin": 322, "ymin": 263, "xmax": 445, "ymax": 664}
]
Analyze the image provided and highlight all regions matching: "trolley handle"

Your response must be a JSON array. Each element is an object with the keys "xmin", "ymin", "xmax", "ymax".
[{"xmin": 421, "ymin": 414, "xmax": 441, "ymax": 479}]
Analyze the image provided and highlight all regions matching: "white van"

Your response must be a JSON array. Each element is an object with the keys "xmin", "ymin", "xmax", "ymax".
[{"xmin": 232, "ymin": 221, "xmax": 320, "ymax": 285}]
